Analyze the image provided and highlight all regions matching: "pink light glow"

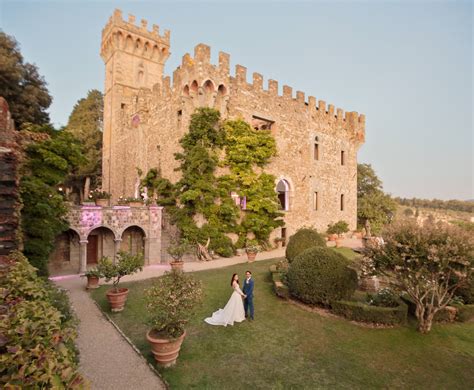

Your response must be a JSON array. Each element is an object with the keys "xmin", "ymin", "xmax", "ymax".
[{"xmin": 49, "ymin": 274, "xmax": 81, "ymax": 281}]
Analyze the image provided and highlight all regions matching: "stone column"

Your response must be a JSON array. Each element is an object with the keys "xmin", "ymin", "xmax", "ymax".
[
  {"xmin": 143, "ymin": 237, "xmax": 150, "ymax": 265},
  {"xmin": 79, "ymin": 240, "xmax": 88, "ymax": 273},
  {"xmin": 113, "ymin": 239, "xmax": 122, "ymax": 264}
]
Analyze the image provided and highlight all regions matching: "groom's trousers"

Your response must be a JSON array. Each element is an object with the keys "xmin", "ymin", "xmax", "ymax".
[{"xmin": 244, "ymin": 296, "xmax": 254, "ymax": 319}]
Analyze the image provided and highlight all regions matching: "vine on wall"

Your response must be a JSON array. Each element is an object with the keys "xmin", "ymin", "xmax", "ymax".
[{"xmin": 142, "ymin": 108, "xmax": 283, "ymax": 257}]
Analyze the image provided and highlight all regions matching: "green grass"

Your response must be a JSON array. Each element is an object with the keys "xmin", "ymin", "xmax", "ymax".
[{"xmin": 91, "ymin": 258, "xmax": 474, "ymax": 389}]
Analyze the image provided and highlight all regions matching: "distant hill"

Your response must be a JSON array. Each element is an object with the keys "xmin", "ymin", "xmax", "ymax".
[{"xmin": 394, "ymin": 197, "xmax": 473, "ymax": 214}]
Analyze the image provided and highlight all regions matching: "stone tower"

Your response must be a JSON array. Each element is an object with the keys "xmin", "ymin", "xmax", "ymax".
[{"xmin": 100, "ymin": 9, "xmax": 170, "ymax": 194}]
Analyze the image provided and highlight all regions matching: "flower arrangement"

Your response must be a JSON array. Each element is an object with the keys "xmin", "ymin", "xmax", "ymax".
[{"xmin": 89, "ymin": 188, "xmax": 112, "ymax": 200}]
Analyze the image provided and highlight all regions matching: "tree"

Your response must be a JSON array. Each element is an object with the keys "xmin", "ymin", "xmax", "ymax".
[
  {"xmin": 64, "ymin": 90, "xmax": 103, "ymax": 201},
  {"xmin": 357, "ymin": 163, "xmax": 397, "ymax": 235},
  {"xmin": 0, "ymin": 31, "xmax": 52, "ymax": 127},
  {"xmin": 363, "ymin": 221, "xmax": 474, "ymax": 334},
  {"xmin": 19, "ymin": 126, "xmax": 85, "ymax": 275}
]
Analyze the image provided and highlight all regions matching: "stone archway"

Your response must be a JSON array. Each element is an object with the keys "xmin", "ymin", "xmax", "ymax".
[
  {"xmin": 86, "ymin": 226, "xmax": 117, "ymax": 266},
  {"xmin": 120, "ymin": 225, "xmax": 146, "ymax": 255}
]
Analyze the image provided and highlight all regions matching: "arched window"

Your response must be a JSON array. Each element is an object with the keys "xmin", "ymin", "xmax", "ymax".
[{"xmin": 277, "ymin": 179, "xmax": 290, "ymax": 211}]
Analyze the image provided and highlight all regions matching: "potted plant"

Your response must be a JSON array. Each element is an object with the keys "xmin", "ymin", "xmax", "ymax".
[
  {"xmin": 327, "ymin": 221, "xmax": 349, "ymax": 247},
  {"xmin": 245, "ymin": 239, "xmax": 261, "ymax": 262},
  {"xmin": 82, "ymin": 268, "xmax": 102, "ymax": 289},
  {"xmin": 90, "ymin": 189, "xmax": 112, "ymax": 207},
  {"xmin": 145, "ymin": 271, "xmax": 202, "ymax": 367},
  {"xmin": 125, "ymin": 197, "xmax": 144, "ymax": 207},
  {"xmin": 167, "ymin": 240, "xmax": 189, "ymax": 272},
  {"xmin": 96, "ymin": 251, "xmax": 144, "ymax": 312}
]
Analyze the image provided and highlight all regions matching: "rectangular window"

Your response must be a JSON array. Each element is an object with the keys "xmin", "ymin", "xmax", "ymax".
[
  {"xmin": 314, "ymin": 143, "xmax": 319, "ymax": 160},
  {"xmin": 341, "ymin": 150, "xmax": 345, "ymax": 165},
  {"xmin": 313, "ymin": 191, "xmax": 319, "ymax": 210},
  {"xmin": 281, "ymin": 227, "xmax": 287, "ymax": 247},
  {"xmin": 340, "ymin": 194, "xmax": 345, "ymax": 211}
]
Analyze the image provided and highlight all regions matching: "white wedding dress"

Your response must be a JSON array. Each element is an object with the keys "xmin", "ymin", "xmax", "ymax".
[{"xmin": 205, "ymin": 282, "xmax": 246, "ymax": 326}]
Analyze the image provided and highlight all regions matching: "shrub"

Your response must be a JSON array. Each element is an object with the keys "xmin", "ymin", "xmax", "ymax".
[
  {"xmin": 326, "ymin": 220, "xmax": 349, "ymax": 236},
  {"xmin": 453, "ymin": 304, "xmax": 474, "ymax": 322},
  {"xmin": 363, "ymin": 221, "xmax": 474, "ymax": 333},
  {"xmin": 366, "ymin": 288, "xmax": 399, "ymax": 308},
  {"xmin": 209, "ymin": 234, "xmax": 235, "ymax": 257},
  {"xmin": 285, "ymin": 227, "xmax": 326, "ymax": 263},
  {"xmin": 287, "ymin": 247, "xmax": 358, "ymax": 306},
  {"xmin": 456, "ymin": 274, "xmax": 474, "ymax": 304},
  {"xmin": 0, "ymin": 252, "xmax": 85, "ymax": 387},
  {"xmin": 332, "ymin": 300, "xmax": 407, "ymax": 325},
  {"xmin": 145, "ymin": 271, "xmax": 203, "ymax": 338}
]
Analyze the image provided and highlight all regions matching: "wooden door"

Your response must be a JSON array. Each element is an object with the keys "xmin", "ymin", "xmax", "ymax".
[{"xmin": 87, "ymin": 235, "xmax": 98, "ymax": 264}]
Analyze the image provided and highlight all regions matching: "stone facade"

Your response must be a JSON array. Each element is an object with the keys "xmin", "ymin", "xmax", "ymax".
[
  {"xmin": 100, "ymin": 9, "xmax": 365, "ymax": 239},
  {"xmin": 0, "ymin": 97, "xmax": 21, "ymax": 264},
  {"xmin": 48, "ymin": 205, "xmax": 162, "ymax": 275}
]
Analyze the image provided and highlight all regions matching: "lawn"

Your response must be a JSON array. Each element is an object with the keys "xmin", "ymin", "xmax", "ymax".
[{"xmin": 91, "ymin": 258, "xmax": 474, "ymax": 389}]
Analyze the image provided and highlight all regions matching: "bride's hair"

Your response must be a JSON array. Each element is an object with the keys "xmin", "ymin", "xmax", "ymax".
[{"xmin": 230, "ymin": 273, "xmax": 239, "ymax": 286}]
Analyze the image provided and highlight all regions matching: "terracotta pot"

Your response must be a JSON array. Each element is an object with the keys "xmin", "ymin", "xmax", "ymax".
[
  {"xmin": 335, "ymin": 238, "xmax": 343, "ymax": 248},
  {"xmin": 329, "ymin": 234, "xmax": 338, "ymax": 241},
  {"xmin": 106, "ymin": 288, "xmax": 129, "ymax": 312},
  {"xmin": 147, "ymin": 330, "xmax": 186, "ymax": 367},
  {"xmin": 129, "ymin": 201, "xmax": 143, "ymax": 207},
  {"xmin": 170, "ymin": 261, "xmax": 184, "ymax": 272},
  {"xmin": 95, "ymin": 198, "xmax": 109, "ymax": 207},
  {"xmin": 86, "ymin": 275, "xmax": 100, "ymax": 289},
  {"xmin": 246, "ymin": 252, "xmax": 257, "ymax": 262}
]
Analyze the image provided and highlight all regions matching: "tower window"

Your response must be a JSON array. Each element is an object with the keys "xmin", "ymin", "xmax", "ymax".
[
  {"xmin": 313, "ymin": 192, "xmax": 319, "ymax": 210},
  {"xmin": 340, "ymin": 194, "xmax": 345, "ymax": 211},
  {"xmin": 341, "ymin": 150, "xmax": 345, "ymax": 165},
  {"xmin": 314, "ymin": 143, "xmax": 319, "ymax": 160}
]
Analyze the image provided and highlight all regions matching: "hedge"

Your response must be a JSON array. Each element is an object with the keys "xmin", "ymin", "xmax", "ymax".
[
  {"xmin": 270, "ymin": 265, "xmax": 290, "ymax": 300},
  {"xmin": 452, "ymin": 304, "xmax": 474, "ymax": 322},
  {"xmin": 400, "ymin": 295, "xmax": 458, "ymax": 323},
  {"xmin": 285, "ymin": 227, "xmax": 326, "ymax": 263},
  {"xmin": 332, "ymin": 300, "xmax": 408, "ymax": 325}
]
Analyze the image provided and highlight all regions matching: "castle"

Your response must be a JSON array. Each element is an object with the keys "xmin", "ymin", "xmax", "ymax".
[{"xmin": 100, "ymin": 9, "xmax": 365, "ymax": 241}]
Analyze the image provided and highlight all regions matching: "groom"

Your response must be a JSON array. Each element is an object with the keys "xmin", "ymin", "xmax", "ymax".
[{"xmin": 243, "ymin": 270, "xmax": 254, "ymax": 320}]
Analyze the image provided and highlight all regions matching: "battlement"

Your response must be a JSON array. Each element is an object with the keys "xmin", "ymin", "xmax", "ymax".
[
  {"xmin": 179, "ymin": 43, "xmax": 366, "ymax": 127},
  {"xmin": 101, "ymin": 9, "xmax": 170, "ymax": 63}
]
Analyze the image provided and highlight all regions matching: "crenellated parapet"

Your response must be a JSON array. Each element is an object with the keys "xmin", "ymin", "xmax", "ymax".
[
  {"xmin": 101, "ymin": 8, "xmax": 170, "ymax": 64},
  {"xmin": 169, "ymin": 43, "xmax": 365, "ymax": 141}
]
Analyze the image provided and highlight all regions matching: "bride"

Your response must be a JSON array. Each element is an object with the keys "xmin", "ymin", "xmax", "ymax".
[{"xmin": 205, "ymin": 273, "xmax": 246, "ymax": 326}]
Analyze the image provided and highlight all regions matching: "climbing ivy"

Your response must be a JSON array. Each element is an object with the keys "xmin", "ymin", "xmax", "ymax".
[{"xmin": 144, "ymin": 108, "xmax": 283, "ymax": 256}]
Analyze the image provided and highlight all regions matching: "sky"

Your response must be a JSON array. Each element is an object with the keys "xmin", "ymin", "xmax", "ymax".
[{"xmin": 0, "ymin": 0, "xmax": 472, "ymax": 200}]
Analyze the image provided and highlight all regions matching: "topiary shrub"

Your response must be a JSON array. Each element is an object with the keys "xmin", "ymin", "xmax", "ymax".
[
  {"xmin": 332, "ymin": 300, "xmax": 408, "ymax": 325},
  {"xmin": 287, "ymin": 247, "xmax": 358, "ymax": 306},
  {"xmin": 285, "ymin": 227, "xmax": 326, "ymax": 263}
]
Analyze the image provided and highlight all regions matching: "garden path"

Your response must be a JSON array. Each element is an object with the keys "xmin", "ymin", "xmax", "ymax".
[{"xmin": 54, "ymin": 276, "xmax": 167, "ymax": 390}]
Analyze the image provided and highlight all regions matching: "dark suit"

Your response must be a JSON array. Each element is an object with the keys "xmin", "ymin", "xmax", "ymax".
[{"xmin": 242, "ymin": 277, "xmax": 254, "ymax": 319}]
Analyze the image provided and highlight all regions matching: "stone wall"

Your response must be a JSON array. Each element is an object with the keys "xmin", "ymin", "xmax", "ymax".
[
  {"xmin": 0, "ymin": 97, "xmax": 21, "ymax": 264},
  {"xmin": 101, "ymin": 10, "xmax": 365, "ymax": 238}
]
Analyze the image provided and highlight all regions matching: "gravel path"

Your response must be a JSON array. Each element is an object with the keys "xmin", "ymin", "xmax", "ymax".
[{"xmin": 55, "ymin": 277, "xmax": 166, "ymax": 390}]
